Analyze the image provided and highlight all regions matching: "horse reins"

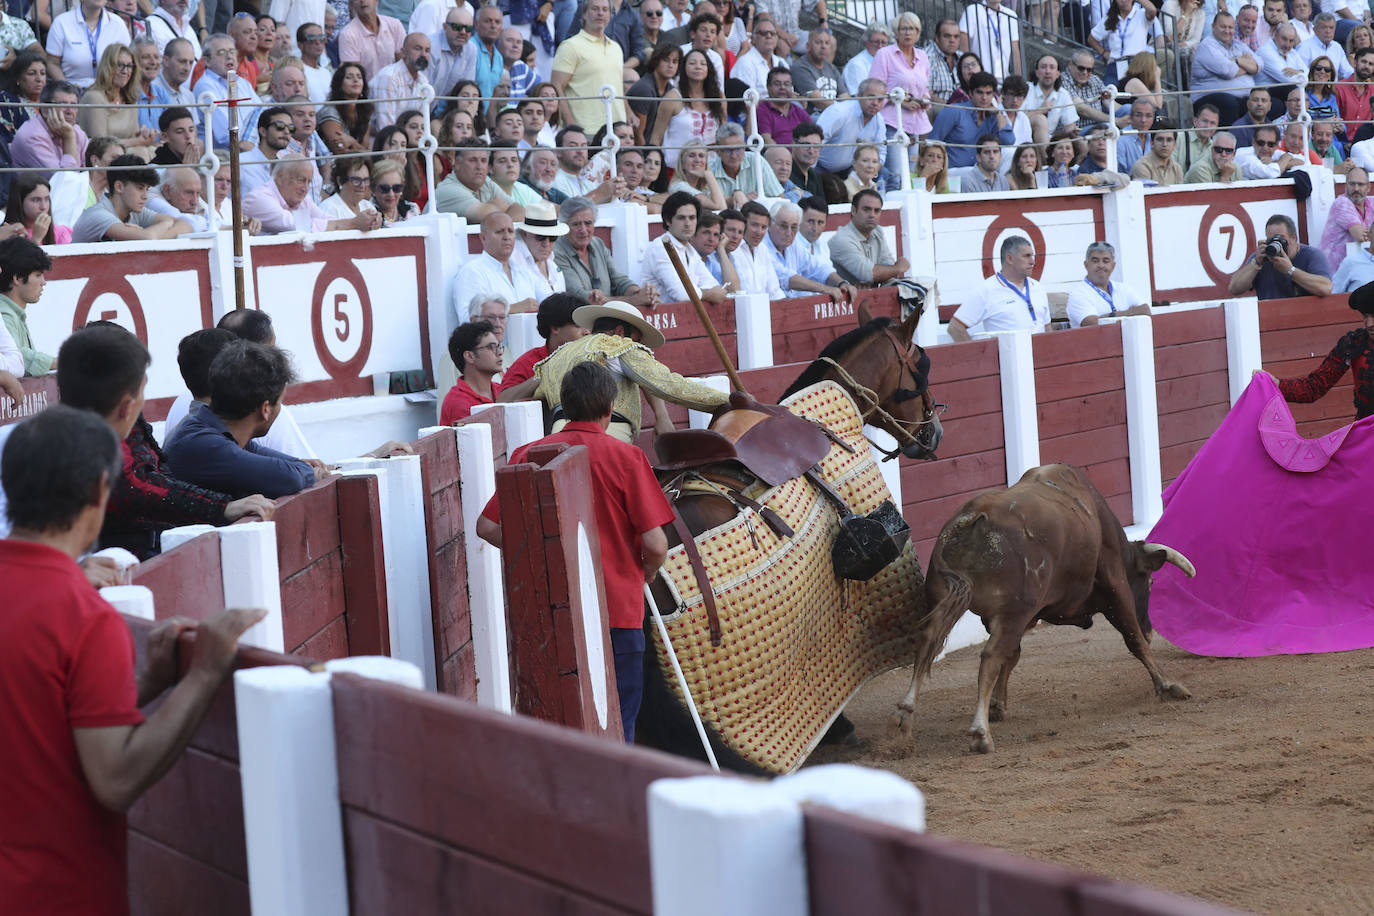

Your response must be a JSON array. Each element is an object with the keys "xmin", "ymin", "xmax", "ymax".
[{"xmin": 819, "ymin": 329, "xmax": 945, "ymax": 460}]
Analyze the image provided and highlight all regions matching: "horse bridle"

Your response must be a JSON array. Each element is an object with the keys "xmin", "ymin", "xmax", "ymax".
[{"xmin": 819, "ymin": 328, "xmax": 946, "ymax": 461}]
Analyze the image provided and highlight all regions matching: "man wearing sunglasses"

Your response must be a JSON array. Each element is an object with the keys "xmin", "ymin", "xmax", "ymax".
[
  {"xmin": 1065, "ymin": 50, "xmax": 1114, "ymax": 130},
  {"xmin": 1184, "ymin": 128, "xmax": 1239, "ymax": 183},
  {"xmin": 426, "ymin": 6, "xmax": 477, "ymax": 98},
  {"xmin": 237, "ymin": 105, "xmax": 293, "ymax": 196},
  {"xmin": 295, "ymin": 21, "xmax": 334, "ymax": 101},
  {"xmin": 1235, "ymin": 123, "xmax": 1301, "ymax": 179}
]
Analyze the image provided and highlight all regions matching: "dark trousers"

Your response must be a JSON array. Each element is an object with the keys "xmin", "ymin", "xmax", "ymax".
[
  {"xmin": 611, "ymin": 627, "xmax": 645, "ymax": 743},
  {"xmin": 1061, "ymin": 2, "xmax": 1091, "ymax": 47}
]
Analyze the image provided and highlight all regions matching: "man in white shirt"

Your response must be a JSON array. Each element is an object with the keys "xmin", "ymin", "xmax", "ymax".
[
  {"xmin": 452, "ymin": 212, "xmax": 541, "ymax": 323},
  {"xmin": 239, "ymin": 106, "xmax": 292, "ymax": 196},
  {"xmin": 732, "ymin": 201, "xmax": 784, "ymax": 298},
  {"xmin": 146, "ymin": 0, "xmax": 202, "ymax": 56},
  {"xmin": 732, "ymin": 14, "xmax": 788, "ymax": 95},
  {"xmin": 1024, "ymin": 53, "xmax": 1078, "ymax": 146},
  {"xmin": 842, "ymin": 24, "xmax": 889, "ymax": 96},
  {"xmin": 147, "ymin": 167, "xmax": 212, "ymax": 232},
  {"xmin": 370, "ymin": 32, "xmax": 431, "ymax": 131},
  {"xmin": 1065, "ymin": 241, "xmax": 1151, "ymax": 327},
  {"xmin": 678, "ymin": 11, "xmax": 726, "ymax": 90},
  {"xmin": 948, "ymin": 235, "xmax": 1050, "ymax": 339},
  {"xmin": 1236, "ymin": 123, "xmax": 1302, "ymax": 178},
  {"xmin": 1258, "ymin": 22, "xmax": 1305, "ymax": 88},
  {"xmin": 296, "ymin": 22, "xmax": 334, "ymax": 101},
  {"xmin": 1297, "ymin": 11, "xmax": 1353, "ymax": 77},
  {"xmin": 959, "ymin": 0, "xmax": 1021, "ymax": 82},
  {"xmin": 797, "ymin": 195, "xmax": 836, "ymax": 277},
  {"xmin": 552, "ymin": 124, "xmax": 622, "ymax": 202},
  {"xmin": 642, "ymin": 191, "xmax": 729, "ymax": 303}
]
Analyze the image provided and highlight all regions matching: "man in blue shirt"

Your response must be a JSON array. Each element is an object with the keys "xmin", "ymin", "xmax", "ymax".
[
  {"xmin": 1332, "ymin": 240, "xmax": 1374, "ymax": 292},
  {"xmin": 164, "ymin": 340, "xmax": 325, "ymax": 499},
  {"xmin": 764, "ymin": 199, "xmax": 851, "ymax": 300},
  {"xmin": 927, "ymin": 71, "xmax": 1015, "ymax": 169},
  {"xmin": 816, "ymin": 78, "xmax": 887, "ymax": 174}
]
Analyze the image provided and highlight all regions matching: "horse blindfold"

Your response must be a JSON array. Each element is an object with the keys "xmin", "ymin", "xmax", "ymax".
[{"xmin": 892, "ymin": 347, "xmax": 931, "ymax": 403}]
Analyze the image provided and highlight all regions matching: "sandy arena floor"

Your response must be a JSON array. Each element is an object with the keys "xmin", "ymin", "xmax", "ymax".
[{"xmin": 808, "ymin": 623, "xmax": 1374, "ymax": 915}]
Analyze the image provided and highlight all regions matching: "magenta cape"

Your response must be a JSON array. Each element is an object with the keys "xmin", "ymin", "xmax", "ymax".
[{"xmin": 1147, "ymin": 373, "xmax": 1374, "ymax": 657}]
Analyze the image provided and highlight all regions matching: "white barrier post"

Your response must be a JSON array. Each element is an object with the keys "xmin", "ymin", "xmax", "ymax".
[
  {"xmin": 1103, "ymin": 181, "xmax": 1152, "ymax": 299},
  {"xmin": 606, "ymin": 199, "xmax": 650, "ymax": 284},
  {"xmin": 1119, "ymin": 315, "xmax": 1163, "ymax": 529},
  {"xmin": 733, "ymin": 292, "xmax": 774, "ymax": 369},
  {"xmin": 505, "ymin": 312, "xmax": 541, "ymax": 361},
  {"xmin": 688, "ymin": 375, "xmax": 730, "ymax": 428},
  {"xmin": 1224, "ymin": 297, "xmax": 1263, "ymax": 405},
  {"xmin": 864, "ymin": 426, "xmax": 902, "ymax": 505},
  {"xmin": 218, "ymin": 521, "xmax": 285, "ymax": 652},
  {"xmin": 417, "ymin": 422, "xmax": 512, "ymax": 712},
  {"xmin": 333, "ymin": 458, "xmax": 437, "ymax": 691},
  {"xmin": 101, "ymin": 585, "xmax": 156, "ymax": 620},
  {"xmin": 773, "ymin": 763, "xmax": 926, "ymax": 831},
  {"xmin": 497, "ymin": 400, "xmax": 544, "ymax": 453},
  {"xmin": 235, "ymin": 657, "xmax": 422, "ymax": 916},
  {"xmin": 993, "ymin": 330, "xmax": 1040, "ymax": 483}
]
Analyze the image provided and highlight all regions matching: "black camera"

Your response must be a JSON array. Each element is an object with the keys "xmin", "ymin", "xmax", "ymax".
[{"xmin": 1262, "ymin": 235, "xmax": 1286, "ymax": 259}]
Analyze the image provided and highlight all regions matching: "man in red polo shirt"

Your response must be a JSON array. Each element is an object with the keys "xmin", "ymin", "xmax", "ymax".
[
  {"xmin": 0, "ymin": 405, "xmax": 263, "ymax": 915},
  {"xmin": 477, "ymin": 361, "xmax": 673, "ymax": 741},
  {"xmin": 500, "ymin": 292, "xmax": 590, "ymax": 390},
  {"xmin": 1337, "ymin": 47, "xmax": 1374, "ymax": 137},
  {"xmin": 440, "ymin": 319, "xmax": 503, "ymax": 425}
]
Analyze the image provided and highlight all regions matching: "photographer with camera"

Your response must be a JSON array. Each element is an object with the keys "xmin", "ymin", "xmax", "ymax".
[{"xmin": 1228, "ymin": 214, "xmax": 1333, "ymax": 300}]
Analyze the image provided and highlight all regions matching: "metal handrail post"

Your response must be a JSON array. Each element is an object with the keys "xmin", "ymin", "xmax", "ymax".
[
  {"xmin": 744, "ymin": 88, "xmax": 765, "ymax": 197},
  {"xmin": 418, "ymin": 83, "xmax": 438, "ymax": 213}
]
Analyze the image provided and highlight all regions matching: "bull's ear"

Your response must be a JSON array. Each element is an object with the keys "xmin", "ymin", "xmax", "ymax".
[{"xmin": 1134, "ymin": 542, "xmax": 1168, "ymax": 573}]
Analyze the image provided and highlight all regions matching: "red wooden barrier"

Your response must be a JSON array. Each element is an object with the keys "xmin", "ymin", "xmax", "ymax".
[
  {"xmin": 772, "ymin": 287, "xmax": 901, "ymax": 367},
  {"xmin": 331, "ymin": 674, "xmax": 708, "ymax": 914},
  {"xmin": 643, "ymin": 295, "xmax": 739, "ymax": 373},
  {"xmin": 1034, "ymin": 323, "xmax": 1133, "ymax": 525},
  {"xmin": 1259, "ymin": 295, "xmax": 1359, "ymax": 439},
  {"xmin": 131, "ymin": 531, "xmax": 227, "ymax": 621},
  {"xmin": 125, "ymin": 616, "xmax": 310, "ymax": 916},
  {"xmin": 495, "ymin": 442, "xmax": 621, "ymax": 737},
  {"xmin": 901, "ymin": 337, "xmax": 1006, "ymax": 566},
  {"xmin": 413, "ymin": 429, "xmax": 475, "ymax": 699},
  {"xmin": 803, "ymin": 806, "xmax": 1241, "ymax": 916},
  {"xmin": 0, "ymin": 373, "xmax": 57, "ymax": 427},
  {"xmin": 1153, "ymin": 309, "xmax": 1231, "ymax": 487}
]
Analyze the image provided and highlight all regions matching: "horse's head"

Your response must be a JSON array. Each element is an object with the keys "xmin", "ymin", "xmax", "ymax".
[{"xmin": 858, "ymin": 301, "xmax": 943, "ymax": 461}]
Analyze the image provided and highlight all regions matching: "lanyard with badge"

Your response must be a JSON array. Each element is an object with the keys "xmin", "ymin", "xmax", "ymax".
[
  {"xmin": 1085, "ymin": 277, "xmax": 1116, "ymax": 316},
  {"xmin": 84, "ymin": 12, "xmax": 103, "ymax": 74},
  {"xmin": 1116, "ymin": 6, "xmax": 1137, "ymax": 55},
  {"xmin": 986, "ymin": 9, "xmax": 1001, "ymax": 51},
  {"xmin": 998, "ymin": 272, "xmax": 1037, "ymax": 323}
]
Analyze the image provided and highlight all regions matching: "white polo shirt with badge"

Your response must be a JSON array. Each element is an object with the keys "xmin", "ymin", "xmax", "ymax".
[
  {"xmin": 1065, "ymin": 278, "xmax": 1148, "ymax": 328},
  {"xmin": 952, "ymin": 271, "xmax": 1051, "ymax": 335}
]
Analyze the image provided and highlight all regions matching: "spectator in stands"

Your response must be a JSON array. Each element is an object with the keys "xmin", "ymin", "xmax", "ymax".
[
  {"xmin": 1130, "ymin": 124, "xmax": 1182, "ymax": 184},
  {"xmin": 522, "ymin": 145, "xmax": 569, "ymax": 204},
  {"xmin": 146, "ymin": 0, "xmax": 199, "ymax": 55},
  {"xmin": 627, "ymin": 45, "xmax": 678, "ymax": 145},
  {"xmin": 1236, "ymin": 124, "xmax": 1302, "ymax": 178},
  {"xmin": 1066, "ymin": 240, "xmax": 1150, "ymax": 327},
  {"xmin": 642, "ymin": 191, "xmax": 727, "ymax": 302},
  {"xmin": 1228, "ymin": 213, "xmax": 1333, "ymax": 299},
  {"xmin": 147, "ymin": 167, "xmax": 211, "ymax": 230},
  {"xmin": 0, "ymin": 50, "xmax": 47, "ymax": 150},
  {"xmin": 954, "ymin": 134, "xmax": 1010, "ymax": 192},
  {"xmin": 928, "ymin": 72, "xmax": 1013, "ymax": 169},
  {"xmin": 649, "ymin": 48, "xmax": 723, "ymax": 169},
  {"xmin": 1115, "ymin": 99, "xmax": 1155, "ymax": 173},
  {"xmin": 1259, "ymin": 22, "xmax": 1306, "ymax": 96},
  {"xmin": 552, "ymin": 0, "xmax": 627, "ymax": 136},
  {"xmin": 949, "ymin": 235, "xmax": 1049, "ymax": 340},
  {"xmin": 239, "ymin": 105, "xmax": 292, "ymax": 195},
  {"xmin": 1299, "ymin": 13, "xmax": 1352, "ymax": 79},
  {"xmin": 194, "ymin": 34, "xmax": 257, "ymax": 151},
  {"xmin": 252, "ymin": 15, "xmax": 279, "ymax": 93},
  {"xmin": 1007, "ymin": 143, "xmax": 1041, "ymax": 190},
  {"xmin": 731, "ymin": 15, "xmax": 784, "ymax": 96},
  {"xmin": 868, "ymin": 13, "xmax": 931, "ymax": 177},
  {"xmin": 370, "ymin": 31, "xmax": 430, "ymax": 131},
  {"xmin": 1331, "ymin": 238, "xmax": 1374, "ymax": 292},
  {"xmin": 149, "ymin": 37, "xmax": 198, "ymax": 125},
  {"xmin": 678, "ymin": 11, "xmax": 725, "ymax": 90},
  {"xmin": 1337, "ymin": 47, "xmax": 1374, "ymax": 139},
  {"xmin": 0, "ymin": 401, "xmax": 270, "ymax": 916},
  {"xmin": 210, "ymin": 150, "xmax": 264, "ymax": 232},
  {"xmin": 816, "ymin": 77, "xmax": 887, "ymax": 178},
  {"xmin": 635, "ymin": 0, "xmax": 666, "ymax": 64},
  {"xmin": 552, "ymin": 125, "xmax": 622, "ymax": 201},
  {"xmin": 499, "ymin": 28, "xmax": 536, "ymax": 99},
  {"xmin": 425, "ymin": 6, "xmax": 474, "ymax": 99},
  {"xmin": 793, "ymin": 27, "xmax": 847, "ymax": 114},
  {"xmin": 1024, "ymin": 54, "xmax": 1076, "ymax": 147},
  {"xmin": 436, "ymin": 137, "xmax": 526, "ymax": 220},
  {"xmin": 228, "ymin": 15, "xmax": 262, "ymax": 89},
  {"xmin": 55, "ymin": 325, "xmax": 275, "ymax": 556},
  {"xmin": 73, "ymin": 155, "xmax": 190, "ymax": 242},
  {"xmin": 453, "ymin": 212, "xmax": 540, "ymax": 320},
  {"xmin": 844, "ymin": 143, "xmax": 885, "ymax": 197},
  {"xmin": 1235, "ymin": 5, "xmax": 1261, "ymax": 51},
  {"xmin": 321, "ymin": 62, "xmax": 373, "ymax": 154},
  {"xmin": 796, "ymin": 196, "xmax": 834, "ymax": 273},
  {"xmin": 959, "ymin": 0, "xmax": 1020, "ymax": 82},
  {"xmin": 296, "ymin": 23, "xmax": 333, "ymax": 101},
  {"xmin": 77, "ymin": 45, "xmax": 156, "ymax": 160},
  {"xmin": 165, "ymin": 340, "xmax": 325, "ymax": 498},
  {"xmin": 711, "ymin": 121, "xmax": 783, "ymax": 206},
  {"xmin": 0, "ymin": 238, "xmax": 54, "ymax": 376},
  {"xmin": 1229, "ymin": 86, "xmax": 1272, "ymax": 148},
  {"xmin": 765, "ymin": 199, "xmax": 850, "ymax": 300},
  {"xmin": 490, "ymin": 105, "xmax": 524, "ymax": 145},
  {"xmin": 1174, "ymin": 103, "xmax": 1219, "ymax": 173},
  {"xmin": 789, "ymin": 122, "xmax": 828, "ymax": 201},
  {"xmin": 340, "ymin": 0, "xmax": 406, "ymax": 84},
  {"xmin": 47, "ymin": 0, "xmax": 133, "ymax": 88},
  {"xmin": 149, "ymin": 105, "xmax": 202, "ymax": 165},
  {"xmin": 758, "ymin": 66, "xmax": 813, "ymax": 146},
  {"xmin": 763, "ymin": 144, "xmax": 803, "ymax": 202},
  {"xmin": 1163, "ymin": 0, "xmax": 1206, "ymax": 73},
  {"xmin": 1065, "ymin": 50, "xmax": 1113, "ymax": 131},
  {"xmin": 470, "ymin": 2, "xmax": 503, "ymax": 102},
  {"xmin": 666, "ymin": 138, "xmax": 727, "ymax": 209},
  {"xmin": 1280, "ymin": 121, "xmax": 1323, "ymax": 165},
  {"xmin": 518, "ymin": 95, "xmax": 552, "ymax": 151},
  {"xmin": 920, "ymin": 19, "xmax": 958, "ymax": 109},
  {"xmin": 1190, "ymin": 13, "xmax": 1259, "ymax": 125},
  {"xmin": 320, "ymin": 156, "xmax": 377, "ymax": 220},
  {"xmin": 245, "ymin": 155, "xmax": 381, "ymax": 233},
  {"xmin": 726, "ymin": 201, "xmax": 782, "ymax": 297},
  {"xmin": 1088, "ymin": 0, "xmax": 1161, "ymax": 84},
  {"xmin": 1305, "ymin": 57, "xmax": 1342, "ymax": 123},
  {"xmin": 136, "ymin": 39, "xmax": 162, "ymax": 131},
  {"xmin": 917, "ymin": 140, "xmax": 952, "ymax": 192},
  {"xmin": 690, "ymin": 210, "xmax": 741, "ymax": 292},
  {"xmin": 512, "ymin": 202, "xmax": 567, "ymax": 299},
  {"xmin": 554, "ymin": 196, "xmax": 659, "ymax": 306},
  {"xmin": 10, "ymin": 81, "xmax": 87, "ymax": 178},
  {"xmin": 487, "ymin": 140, "xmax": 536, "ymax": 209},
  {"xmin": 4, "ymin": 175, "xmax": 72, "ymax": 245},
  {"xmin": 829, "ymin": 189, "xmax": 909, "ymax": 288},
  {"xmin": 1185, "ymin": 128, "xmax": 1239, "ymax": 182},
  {"xmin": 0, "ymin": 6, "xmax": 40, "ymax": 68},
  {"xmin": 1311, "ymin": 119, "xmax": 1350, "ymax": 173},
  {"xmin": 1320, "ymin": 166, "xmax": 1374, "ymax": 272}
]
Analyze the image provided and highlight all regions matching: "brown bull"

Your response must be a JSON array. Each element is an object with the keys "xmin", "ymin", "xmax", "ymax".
[{"xmin": 893, "ymin": 464, "xmax": 1195, "ymax": 753}]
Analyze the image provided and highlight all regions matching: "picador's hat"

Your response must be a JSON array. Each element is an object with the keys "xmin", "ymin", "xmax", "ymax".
[{"xmin": 1350, "ymin": 281, "xmax": 1374, "ymax": 315}]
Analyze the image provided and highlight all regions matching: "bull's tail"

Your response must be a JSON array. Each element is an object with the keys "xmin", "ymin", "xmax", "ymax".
[{"xmin": 911, "ymin": 569, "xmax": 973, "ymax": 683}]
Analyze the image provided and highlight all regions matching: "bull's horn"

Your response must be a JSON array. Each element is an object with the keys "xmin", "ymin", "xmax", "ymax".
[{"xmin": 1143, "ymin": 543, "xmax": 1196, "ymax": 578}]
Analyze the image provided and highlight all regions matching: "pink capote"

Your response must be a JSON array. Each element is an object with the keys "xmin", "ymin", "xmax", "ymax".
[{"xmin": 1147, "ymin": 373, "xmax": 1374, "ymax": 657}]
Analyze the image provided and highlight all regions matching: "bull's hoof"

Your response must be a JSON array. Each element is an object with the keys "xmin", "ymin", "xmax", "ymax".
[
  {"xmin": 969, "ymin": 729, "xmax": 994, "ymax": 753},
  {"xmin": 1158, "ymin": 682, "xmax": 1191, "ymax": 701},
  {"xmin": 989, "ymin": 701, "xmax": 1006, "ymax": 722}
]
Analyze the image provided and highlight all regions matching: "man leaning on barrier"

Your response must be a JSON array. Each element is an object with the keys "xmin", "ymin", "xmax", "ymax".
[
  {"xmin": 828, "ymin": 189, "xmax": 909, "ymax": 288},
  {"xmin": 73, "ymin": 155, "xmax": 192, "ymax": 243},
  {"xmin": 1228, "ymin": 213, "xmax": 1333, "ymax": 300}
]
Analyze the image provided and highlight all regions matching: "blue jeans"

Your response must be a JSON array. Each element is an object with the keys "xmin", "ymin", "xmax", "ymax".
[
  {"xmin": 611, "ymin": 627, "xmax": 645, "ymax": 742},
  {"xmin": 882, "ymin": 124, "xmax": 910, "ymax": 193},
  {"xmin": 554, "ymin": 0, "xmax": 578, "ymax": 44}
]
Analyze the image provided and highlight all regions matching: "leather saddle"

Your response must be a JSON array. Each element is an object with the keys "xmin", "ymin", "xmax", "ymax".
[{"xmin": 654, "ymin": 392, "xmax": 832, "ymax": 486}]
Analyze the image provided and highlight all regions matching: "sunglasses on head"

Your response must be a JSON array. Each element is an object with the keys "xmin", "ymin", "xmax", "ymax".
[{"xmin": 376, "ymin": 183, "xmax": 405, "ymax": 194}]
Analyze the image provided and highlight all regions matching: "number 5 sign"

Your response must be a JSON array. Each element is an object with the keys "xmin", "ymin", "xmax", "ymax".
[{"xmin": 310, "ymin": 259, "xmax": 374, "ymax": 378}]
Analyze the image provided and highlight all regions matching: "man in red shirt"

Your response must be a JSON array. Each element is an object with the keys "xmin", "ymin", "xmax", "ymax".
[
  {"xmin": 477, "ymin": 362, "xmax": 673, "ymax": 741},
  {"xmin": 0, "ymin": 405, "xmax": 264, "ymax": 915},
  {"xmin": 500, "ymin": 292, "xmax": 590, "ymax": 390},
  {"xmin": 1337, "ymin": 47, "xmax": 1374, "ymax": 137},
  {"xmin": 440, "ymin": 319, "xmax": 503, "ymax": 424}
]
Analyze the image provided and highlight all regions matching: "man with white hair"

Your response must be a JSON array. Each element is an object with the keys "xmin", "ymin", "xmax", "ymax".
[
  {"xmin": 148, "ymin": 167, "xmax": 212, "ymax": 231},
  {"xmin": 453, "ymin": 212, "xmax": 540, "ymax": 322},
  {"xmin": 816, "ymin": 78, "xmax": 888, "ymax": 175},
  {"xmin": 1298, "ymin": 12, "xmax": 1352, "ymax": 79},
  {"xmin": 370, "ymin": 32, "xmax": 432, "ymax": 130},
  {"xmin": 1258, "ymin": 21, "xmax": 1305, "ymax": 89},
  {"xmin": 427, "ymin": 5, "xmax": 477, "ymax": 97},
  {"xmin": 243, "ymin": 156, "xmax": 383, "ymax": 233},
  {"xmin": 710, "ymin": 122, "xmax": 783, "ymax": 207},
  {"xmin": 844, "ymin": 24, "xmax": 890, "ymax": 96},
  {"xmin": 764, "ymin": 199, "xmax": 850, "ymax": 301}
]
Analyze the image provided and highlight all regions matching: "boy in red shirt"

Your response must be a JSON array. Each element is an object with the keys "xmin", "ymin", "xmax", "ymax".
[{"xmin": 478, "ymin": 362, "xmax": 674, "ymax": 741}]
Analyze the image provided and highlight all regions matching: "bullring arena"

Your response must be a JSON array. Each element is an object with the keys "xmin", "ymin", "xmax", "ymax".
[{"xmin": 6, "ymin": 170, "xmax": 1372, "ymax": 915}]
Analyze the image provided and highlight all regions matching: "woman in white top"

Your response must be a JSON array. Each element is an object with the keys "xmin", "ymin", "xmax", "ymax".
[
  {"xmin": 665, "ymin": 139, "xmax": 727, "ymax": 209},
  {"xmin": 1161, "ymin": 0, "xmax": 1206, "ymax": 74},
  {"xmin": 369, "ymin": 158, "xmax": 419, "ymax": 226},
  {"xmin": 844, "ymin": 143, "xmax": 885, "ymax": 198},
  {"xmin": 319, "ymin": 157, "xmax": 378, "ymax": 220},
  {"xmin": 511, "ymin": 202, "xmax": 567, "ymax": 301},
  {"xmin": 650, "ymin": 48, "xmax": 725, "ymax": 170},
  {"xmin": 46, "ymin": 0, "xmax": 133, "ymax": 88},
  {"xmin": 1089, "ymin": 0, "xmax": 1160, "ymax": 83}
]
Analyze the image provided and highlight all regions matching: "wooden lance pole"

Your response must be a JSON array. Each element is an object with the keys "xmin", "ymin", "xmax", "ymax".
[{"xmin": 660, "ymin": 236, "xmax": 751, "ymax": 397}]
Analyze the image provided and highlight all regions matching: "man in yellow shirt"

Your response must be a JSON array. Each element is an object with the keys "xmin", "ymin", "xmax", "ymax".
[{"xmin": 550, "ymin": 0, "xmax": 627, "ymax": 135}]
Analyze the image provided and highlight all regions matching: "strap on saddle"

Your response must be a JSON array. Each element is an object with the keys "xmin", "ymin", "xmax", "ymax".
[
  {"xmin": 656, "ymin": 393, "xmax": 832, "ymax": 486},
  {"xmin": 666, "ymin": 508, "xmax": 723, "ymax": 646}
]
